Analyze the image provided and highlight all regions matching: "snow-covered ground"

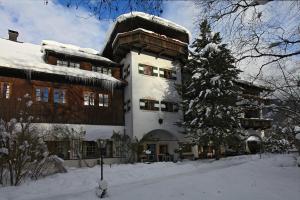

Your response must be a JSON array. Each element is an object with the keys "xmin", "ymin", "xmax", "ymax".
[{"xmin": 0, "ymin": 154, "xmax": 299, "ymax": 200}]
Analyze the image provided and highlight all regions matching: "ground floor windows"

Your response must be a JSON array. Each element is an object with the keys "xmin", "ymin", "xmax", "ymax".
[
  {"xmin": 99, "ymin": 93, "xmax": 109, "ymax": 107},
  {"xmin": 46, "ymin": 140, "xmax": 114, "ymax": 160},
  {"xmin": 84, "ymin": 91, "xmax": 95, "ymax": 106},
  {"xmin": 84, "ymin": 92, "xmax": 110, "ymax": 108},
  {"xmin": 54, "ymin": 89, "xmax": 66, "ymax": 104},
  {"xmin": 0, "ymin": 82, "xmax": 11, "ymax": 99},
  {"xmin": 83, "ymin": 141, "xmax": 98, "ymax": 159},
  {"xmin": 35, "ymin": 87, "xmax": 49, "ymax": 102}
]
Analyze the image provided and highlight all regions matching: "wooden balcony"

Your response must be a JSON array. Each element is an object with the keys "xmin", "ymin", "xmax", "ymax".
[
  {"xmin": 112, "ymin": 29, "xmax": 188, "ymax": 62},
  {"xmin": 240, "ymin": 118, "xmax": 272, "ymax": 130}
]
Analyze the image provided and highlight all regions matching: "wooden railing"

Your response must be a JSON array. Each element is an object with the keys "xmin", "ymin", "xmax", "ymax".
[{"xmin": 112, "ymin": 29, "xmax": 188, "ymax": 60}]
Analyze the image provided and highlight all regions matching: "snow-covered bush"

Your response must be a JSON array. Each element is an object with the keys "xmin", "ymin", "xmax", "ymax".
[
  {"xmin": 111, "ymin": 131, "xmax": 140, "ymax": 163},
  {"xmin": 0, "ymin": 95, "xmax": 48, "ymax": 186}
]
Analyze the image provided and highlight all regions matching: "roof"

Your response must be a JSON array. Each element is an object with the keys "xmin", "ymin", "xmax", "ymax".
[
  {"xmin": 101, "ymin": 12, "xmax": 191, "ymax": 57},
  {"xmin": 41, "ymin": 40, "xmax": 117, "ymax": 65},
  {"xmin": 0, "ymin": 38, "xmax": 121, "ymax": 88},
  {"xmin": 234, "ymin": 79, "xmax": 272, "ymax": 91}
]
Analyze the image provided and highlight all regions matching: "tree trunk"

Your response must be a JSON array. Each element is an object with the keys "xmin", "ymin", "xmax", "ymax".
[{"xmin": 215, "ymin": 141, "xmax": 221, "ymax": 160}]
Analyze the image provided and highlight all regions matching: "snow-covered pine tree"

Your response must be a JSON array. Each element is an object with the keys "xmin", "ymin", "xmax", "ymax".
[{"xmin": 182, "ymin": 20, "xmax": 242, "ymax": 160}]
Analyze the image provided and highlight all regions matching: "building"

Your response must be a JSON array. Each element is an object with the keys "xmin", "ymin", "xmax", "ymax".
[
  {"xmin": 0, "ymin": 12, "xmax": 272, "ymax": 165},
  {"xmin": 0, "ymin": 12, "xmax": 190, "ymax": 165}
]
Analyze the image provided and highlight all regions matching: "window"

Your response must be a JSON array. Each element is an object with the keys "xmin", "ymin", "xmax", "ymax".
[
  {"xmin": 69, "ymin": 62, "xmax": 80, "ymax": 68},
  {"xmin": 161, "ymin": 101, "xmax": 179, "ymax": 112},
  {"xmin": 85, "ymin": 141, "xmax": 98, "ymax": 158},
  {"xmin": 57, "ymin": 60, "xmax": 80, "ymax": 68},
  {"xmin": 84, "ymin": 92, "xmax": 95, "ymax": 106},
  {"xmin": 124, "ymin": 99, "xmax": 131, "ymax": 112},
  {"xmin": 92, "ymin": 66, "xmax": 112, "ymax": 76},
  {"xmin": 99, "ymin": 93, "xmax": 109, "ymax": 107},
  {"xmin": 138, "ymin": 64, "xmax": 158, "ymax": 76},
  {"xmin": 0, "ymin": 82, "xmax": 10, "ymax": 99},
  {"xmin": 92, "ymin": 66, "xmax": 102, "ymax": 73},
  {"xmin": 140, "ymin": 99, "xmax": 159, "ymax": 111},
  {"xmin": 123, "ymin": 65, "xmax": 130, "ymax": 79},
  {"xmin": 159, "ymin": 68, "xmax": 176, "ymax": 80},
  {"xmin": 57, "ymin": 60, "xmax": 68, "ymax": 66},
  {"xmin": 54, "ymin": 89, "xmax": 66, "ymax": 104},
  {"xmin": 35, "ymin": 87, "xmax": 49, "ymax": 102},
  {"xmin": 159, "ymin": 145, "xmax": 168, "ymax": 154}
]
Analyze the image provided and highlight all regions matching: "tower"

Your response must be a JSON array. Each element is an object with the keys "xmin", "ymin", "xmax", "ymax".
[{"xmin": 102, "ymin": 12, "xmax": 190, "ymax": 161}]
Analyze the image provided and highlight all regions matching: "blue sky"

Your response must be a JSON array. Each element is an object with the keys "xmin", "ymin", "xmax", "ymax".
[
  {"xmin": 0, "ymin": 0, "xmax": 297, "ymax": 80},
  {"xmin": 0, "ymin": 0, "xmax": 198, "ymax": 50}
]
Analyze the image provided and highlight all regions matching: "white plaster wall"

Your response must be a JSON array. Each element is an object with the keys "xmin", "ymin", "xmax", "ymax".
[
  {"xmin": 121, "ymin": 52, "xmax": 134, "ymax": 139},
  {"xmin": 127, "ymin": 50, "xmax": 184, "ymax": 141}
]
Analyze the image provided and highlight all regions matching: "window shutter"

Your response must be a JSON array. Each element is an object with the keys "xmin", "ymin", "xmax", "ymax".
[
  {"xmin": 138, "ymin": 64, "xmax": 144, "ymax": 74},
  {"xmin": 173, "ymin": 103, "xmax": 179, "ymax": 112},
  {"xmin": 123, "ymin": 103, "xmax": 127, "ymax": 112},
  {"xmin": 172, "ymin": 71, "xmax": 177, "ymax": 80},
  {"xmin": 139, "ymin": 99, "xmax": 146, "ymax": 109},
  {"xmin": 159, "ymin": 69, "xmax": 165, "ymax": 77},
  {"xmin": 154, "ymin": 100, "xmax": 159, "ymax": 110},
  {"xmin": 152, "ymin": 67, "xmax": 158, "ymax": 76}
]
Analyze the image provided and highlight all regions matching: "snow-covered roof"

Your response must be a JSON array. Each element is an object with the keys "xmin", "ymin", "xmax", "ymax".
[
  {"xmin": 0, "ymin": 39, "xmax": 121, "ymax": 88},
  {"xmin": 101, "ymin": 11, "xmax": 191, "ymax": 54},
  {"xmin": 235, "ymin": 79, "xmax": 272, "ymax": 91},
  {"xmin": 117, "ymin": 12, "xmax": 190, "ymax": 36},
  {"xmin": 246, "ymin": 136, "xmax": 261, "ymax": 142},
  {"xmin": 41, "ymin": 40, "xmax": 116, "ymax": 65}
]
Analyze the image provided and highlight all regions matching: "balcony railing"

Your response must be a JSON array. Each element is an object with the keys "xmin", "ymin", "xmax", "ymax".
[
  {"xmin": 112, "ymin": 29, "xmax": 188, "ymax": 61},
  {"xmin": 240, "ymin": 118, "xmax": 272, "ymax": 129}
]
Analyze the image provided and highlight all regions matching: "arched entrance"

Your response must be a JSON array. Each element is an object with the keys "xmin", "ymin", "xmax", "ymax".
[
  {"xmin": 140, "ymin": 129, "xmax": 179, "ymax": 162},
  {"xmin": 246, "ymin": 135, "xmax": 262, "ymax": 154}
]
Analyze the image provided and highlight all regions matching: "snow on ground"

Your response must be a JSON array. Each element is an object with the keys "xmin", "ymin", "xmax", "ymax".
[{"xmin": 0, "ymin": 154, "xmax": 299, "ymax": 200}]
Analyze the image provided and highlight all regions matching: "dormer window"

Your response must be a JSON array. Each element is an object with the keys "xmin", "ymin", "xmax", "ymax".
[
  {"xmin": 57, "ymin": 60, "xmax": 68, "ymax": 66},
  {"xmin": 69, "ymin": 62, "xmax": 80, "ymax": 68},
  {"xmin": 92, "ymin": 66, "xmax": 112, "ymax": 76},
  {"xmin": 57, "ymin": 60, "xmax": 80, "ymax": 68}
]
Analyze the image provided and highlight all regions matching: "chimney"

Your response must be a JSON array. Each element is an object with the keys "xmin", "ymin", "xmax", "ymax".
[{"xmin": 8, "ymin": 29, "xmax": 19, "ymax": 42}]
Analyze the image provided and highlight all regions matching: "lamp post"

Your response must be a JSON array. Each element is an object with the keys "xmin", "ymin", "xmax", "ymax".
[
  {"xmin": 96, "ymin": 139, "xmax": 107, "ymax": 198},
  {"xmin": 99, "ymin": 140, "xmax": 106, "ymax": 180}
]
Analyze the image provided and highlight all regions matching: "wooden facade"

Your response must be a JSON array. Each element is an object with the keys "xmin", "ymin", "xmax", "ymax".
[
  {"xmin": 112, "ymin": 29, "xmax": 188, "ymax": 62},
  {"xmin": 0, "ymin": 75, "xmax": 124, "ymax": 125},
  {"xmin": 102, "ymin": 16, "xmax": 189, "ymax": 59},
  {"xmin": 236, "ymin": 80, "xmax": 272, "ymax": 130}
]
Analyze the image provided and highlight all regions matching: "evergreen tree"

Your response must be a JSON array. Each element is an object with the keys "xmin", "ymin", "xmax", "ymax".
[{"xmin": 182, "ymin": 20, "xmax": 242, "ymax": 160}]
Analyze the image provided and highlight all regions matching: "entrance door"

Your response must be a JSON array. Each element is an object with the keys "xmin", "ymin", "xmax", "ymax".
[{"xmin": 147, "ymin": 144, "xmax": 156, "ymax": 162}]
